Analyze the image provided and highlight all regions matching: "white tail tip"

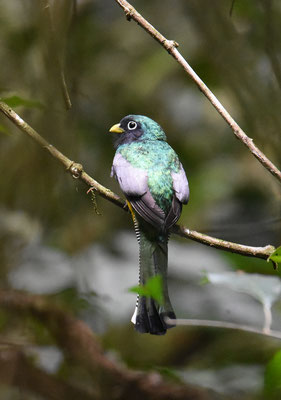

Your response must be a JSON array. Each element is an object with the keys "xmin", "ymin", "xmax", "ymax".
[{"xmin": 131, "ymin": 306, "xmax": 137, "ymax": 325}]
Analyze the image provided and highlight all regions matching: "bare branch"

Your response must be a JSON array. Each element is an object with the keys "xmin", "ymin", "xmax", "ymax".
[
  {"xmin": 172, "ymin": 225, "xmax": 275, "ymax": 260},
  {"xmin": 114, "ymin": 0, "xmax": 281, "ymax": 183},
  {"xmin": 166, "ymin": 317, "xmax": 281, "ymax": 340},
  {"xmin": 0, "ymin": 101, "xmax": 123, "ymax": 209},
  {"xmin": 0, "ymin": 100, "xmax": 275, "ymax": 261}
]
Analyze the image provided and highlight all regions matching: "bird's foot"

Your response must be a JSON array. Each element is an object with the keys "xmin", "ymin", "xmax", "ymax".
[{"xmin": 86, "ymin": 186, "xmax": 95, "ymax": 195}]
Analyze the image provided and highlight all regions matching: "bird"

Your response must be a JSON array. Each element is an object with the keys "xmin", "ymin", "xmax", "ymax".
[{"xmin": 109, "ymin": 115, "xmax": 189, "ymax": 335}]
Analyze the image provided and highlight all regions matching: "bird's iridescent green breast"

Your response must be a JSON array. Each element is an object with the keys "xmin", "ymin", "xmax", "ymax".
[{"xmin": 118, "ymin": 141, "xmax": 181, "ymax": 213}]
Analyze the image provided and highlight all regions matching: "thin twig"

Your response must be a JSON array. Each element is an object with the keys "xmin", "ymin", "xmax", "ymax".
[
  {"xmin": 114, "ymin": 0, "xmax": 281, "ymax": 183},
  {"xmin": 263, "ymin": 301, "xmax": 272, "ymax": 334},
  {"xmin": 0, "ymin": 100, "xmax": 276, "ymax": 261},
  {"xmin": 229, "ymin": 0, "xmax": 236, "ymax": 17},
  {"xmin": 166, "ymin": 317, "xmax": 281, "ymax": 340},
  {"xmin": 41, "ymin": 0, "xmax": 72, "ymax": 110}
]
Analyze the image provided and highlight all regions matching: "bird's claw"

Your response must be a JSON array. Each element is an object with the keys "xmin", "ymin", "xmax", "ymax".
[{"xmin": 87, "ymin": 187, "xmax": 95, "ymax": 195}]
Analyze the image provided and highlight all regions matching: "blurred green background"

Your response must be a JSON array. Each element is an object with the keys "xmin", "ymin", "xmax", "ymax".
[{"xmin": 0, "ymin": 0, "xmax": 281, "ymax": 399}]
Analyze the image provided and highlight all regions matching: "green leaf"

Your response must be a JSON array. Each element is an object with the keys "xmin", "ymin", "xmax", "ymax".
[
  {"xmin": 2, "ymin": 95, "xmax": 43, "ymax": 109},
  {"xmin": 265, "ymin": 350, "xmax": 281, "ymax": 397},
  {"xmin": 129, "ymin": 285, "xmax": 148, "ymax": 297},
  {"xmin": 268, "ymin": 246, "xmax": 281, "ymax": 266},
  {"xmin": 129, "ymin": 275, "xmax": 164, "ymax": 305}
]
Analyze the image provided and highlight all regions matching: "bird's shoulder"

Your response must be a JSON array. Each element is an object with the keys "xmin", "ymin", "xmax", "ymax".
[{"xmin": 116, "ymin": 141, "xmax": 181, "ymax": 172}]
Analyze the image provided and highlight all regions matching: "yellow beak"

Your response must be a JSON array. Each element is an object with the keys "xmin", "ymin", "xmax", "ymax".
[{"xmin": 109, "ymin": 123, "xmax": 124, "ymax": 134}]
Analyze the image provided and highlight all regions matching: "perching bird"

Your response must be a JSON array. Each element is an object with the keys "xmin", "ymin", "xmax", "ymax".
[{"xmin": 109, "ymin": 115, "xmax": 189, "ymax": 335}]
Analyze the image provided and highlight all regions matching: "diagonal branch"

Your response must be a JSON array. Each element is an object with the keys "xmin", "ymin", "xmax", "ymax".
[
  {"xmin": 0, "ymin": 101, "xmax": 275, "ymax": 261},
  {"xmin": 114, "ymin": 0, "xmax": 281, "ymax": 183},
  {"xmin": 0, "ymin": 101, "xmax": 122, "ymax": 209}
]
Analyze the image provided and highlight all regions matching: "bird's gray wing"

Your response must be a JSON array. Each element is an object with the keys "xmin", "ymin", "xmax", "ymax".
[
  {"xmin": 171, "ymin": 163, "xmax": 189, "ymax": 204},
  {"xmin": 111, "ymin": 152, "xmax": 147, "ymax": 196},
  {"xmin": 130, "ymin": 192, "xmax": 166, "ymax": 229},
  {"xmin": 164, "ymin": 196, "xmax": 182, "ymax": 230},
  {"xmin": 111, "ymin": 152, "xmax": 166, "ymax": 228},
  {"xmin": 159, "ymin": 163, "xmax": 189, "ymax": 230}
]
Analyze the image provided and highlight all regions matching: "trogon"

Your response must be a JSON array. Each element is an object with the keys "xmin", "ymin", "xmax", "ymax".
[{"xmin": 109, "ymin": 115, "xmax": 189, "ymax": 335}]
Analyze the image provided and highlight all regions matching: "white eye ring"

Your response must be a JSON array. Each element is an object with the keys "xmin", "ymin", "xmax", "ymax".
[{"xmin": 127, "ymin": 121, "xmax": 137, "ymax": 130}]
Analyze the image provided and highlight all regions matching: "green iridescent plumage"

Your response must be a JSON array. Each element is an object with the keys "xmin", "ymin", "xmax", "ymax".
[
  {"xmin": 110, "ymin": 115, "xmax": 189, "ymax": 335},
  {"xmin": 117, "ymin": 141, "xmax": 181, "ymax": 213}
]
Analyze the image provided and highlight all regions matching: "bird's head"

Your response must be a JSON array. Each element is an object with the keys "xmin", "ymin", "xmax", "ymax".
[{"xmin": 109, "ymin": 115, "xmax": 166, "ymax": 148}]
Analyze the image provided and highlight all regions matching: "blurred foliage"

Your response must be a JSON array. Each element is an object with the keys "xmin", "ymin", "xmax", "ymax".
[
  {"xmin": 265, "ymin": 349, "xmax": 281, "ymax": 399},
  {"xmin": 2, "ymin": 95, "xmax": 44, "ymax": 109},
  {"xmin": 0, "ymin": 0, "xmax": 281, "ymax": 399}
]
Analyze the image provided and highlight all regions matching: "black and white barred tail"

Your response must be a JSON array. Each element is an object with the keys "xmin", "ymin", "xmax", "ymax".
[{"xmin": 131, "ymin": 217, "xmax": 176, "ymax": 335}]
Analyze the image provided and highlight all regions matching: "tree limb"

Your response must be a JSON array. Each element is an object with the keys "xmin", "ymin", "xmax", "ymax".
[
  {"xmin": 0, "ymin": 347, "xmax": 96, "ymax": 400},
  {"xmin": 172, "ymin": 225, "xmax": 275, "ymax": 260},
  {"xmin": 0, "ymin": 101, "xmax": 123, "ymax": 209},
  {"xmin": 114, "ymin": 0, "xmax": 281, "ymax": 183},
  {"xmin": 0, "ymin": 289, "xmax": 220, "ymax": 400},
  {"xmin": 0, "ymin": 100, "xmax": 275, "ymax": 261}
]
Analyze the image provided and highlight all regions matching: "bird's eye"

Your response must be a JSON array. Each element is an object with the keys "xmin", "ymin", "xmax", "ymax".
[{"xmin": 127, "ymin": 121, "xmax": 137, "ymax": 130}]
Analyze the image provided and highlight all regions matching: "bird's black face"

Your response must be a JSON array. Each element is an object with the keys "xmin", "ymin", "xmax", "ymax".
[{"xmin": 110, "ymin": 116, "xmax": 144, "ymax": 148}]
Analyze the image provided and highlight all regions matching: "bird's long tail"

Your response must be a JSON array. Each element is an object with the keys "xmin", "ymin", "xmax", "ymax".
[{"xmin": 131, "ymin": 218, "xmax": 176, "ymax": 335}]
